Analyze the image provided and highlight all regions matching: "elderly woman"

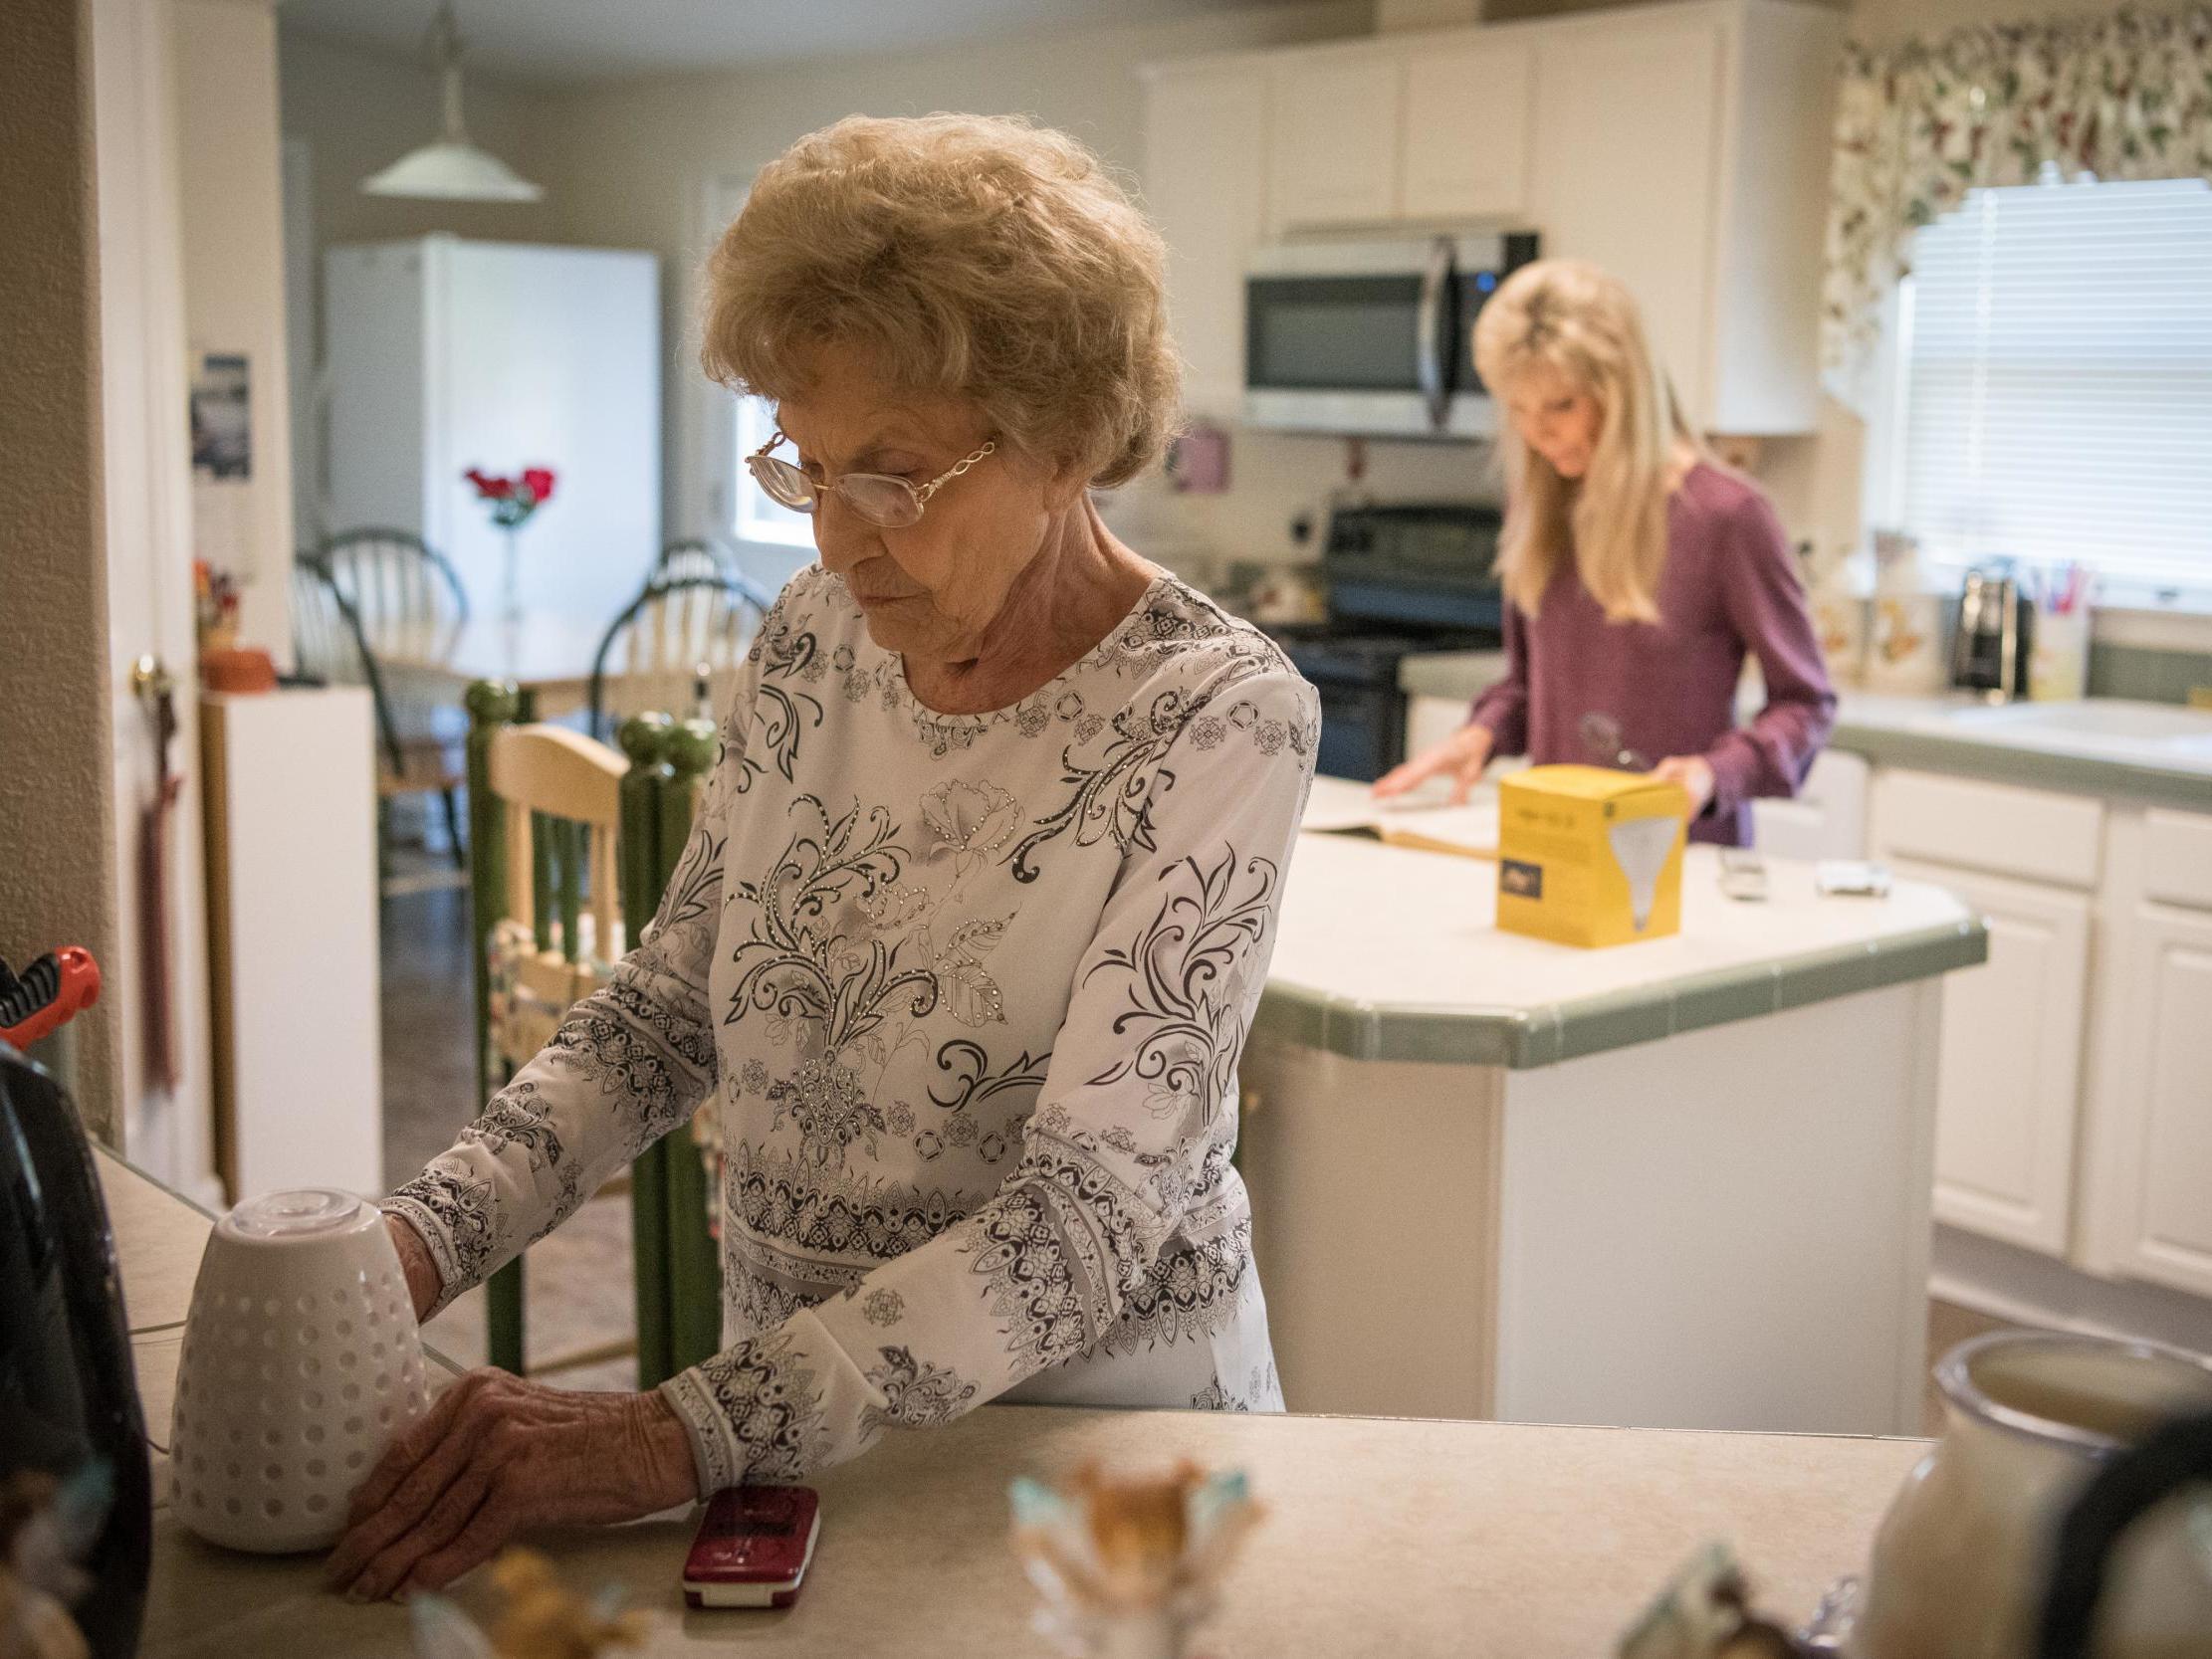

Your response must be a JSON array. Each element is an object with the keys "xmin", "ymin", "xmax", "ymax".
[{"xmin": 328, "ymin": 112, "xmax": 1318, "ymax": 1599}]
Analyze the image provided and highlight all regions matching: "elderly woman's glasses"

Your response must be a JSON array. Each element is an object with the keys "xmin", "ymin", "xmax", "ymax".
[{"xmin": 747, "ymin": 432, "xmax": 996, "ymax": 529}]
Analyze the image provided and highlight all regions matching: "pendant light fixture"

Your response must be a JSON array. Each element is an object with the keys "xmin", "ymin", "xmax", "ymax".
[{"xmin": 360, "ymin": 1, "xmax": 543, "ymax": 203}]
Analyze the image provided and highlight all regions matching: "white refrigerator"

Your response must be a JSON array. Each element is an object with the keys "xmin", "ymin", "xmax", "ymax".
[{"xmin": 322, "ymin": 235, "xmax": 661, "ymax": 627}]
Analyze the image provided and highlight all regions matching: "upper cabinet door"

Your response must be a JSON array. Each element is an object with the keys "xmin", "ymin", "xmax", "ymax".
[
  {"xmin": 1267, "ymin": 52, "xmax": 1404, "ymax": 231},
  {"xmin": 1528, "ymin": 14, "xmax": 1723, "ymax": 423},
  {"xmin": 1145, "ymin": 65, "xmax": 1271, "ymax": 419},
  {"xmin": 1401, "ymin": 39, "xmax": 1534, "ymax": 222}
]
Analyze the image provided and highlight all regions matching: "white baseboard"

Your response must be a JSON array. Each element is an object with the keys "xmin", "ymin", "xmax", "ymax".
[{"xmin": 1931, "ymin": 1225, "xmax": 2212, "ymax": 1357}]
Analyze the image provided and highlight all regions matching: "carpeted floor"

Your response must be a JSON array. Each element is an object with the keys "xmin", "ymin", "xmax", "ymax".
[{"xmin": 378, "ymin": 851, "xmax": 2028, "ymax": 1429}]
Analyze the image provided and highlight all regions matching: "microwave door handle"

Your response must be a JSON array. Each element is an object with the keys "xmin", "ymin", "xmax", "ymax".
[{"xmin": 1416, "ymin": 235, "xmax": 1452, "ymax": 431}]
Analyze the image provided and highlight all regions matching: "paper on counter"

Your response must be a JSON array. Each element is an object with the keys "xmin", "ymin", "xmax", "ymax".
[{"xmin": 1298, "ymin": 775, "xmax": 1499, "ymax": 861}]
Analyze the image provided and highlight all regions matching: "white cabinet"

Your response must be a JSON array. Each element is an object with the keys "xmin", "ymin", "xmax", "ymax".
[
  {"xmin": 1142, "ymin": 0, "xmax": 1841, "ymax": 438},
  {"xmin": 1751, "ymin": 747, "xmax": 1869, "ymax": 861},
  {"xmin": 2081, "ymin": 809, "xmax": 2212, "ymax": 1301},
  {"xmin": 1869, "ymin": 763, "xmax": 2212, "ymax": 1313},
  {"xmin": 1401, "ymin": 39, "xmax": 1533, "ymax": 221},
  {"xmin": 1522, "ymin": 0, "xmax": 1838, "ymax": 432},
  {"xmin": 1143, "ymin": 64, "xmax": 1271, "ymax": 419},
  {"xmin": 1871, "ymin": 768, "xmax": 2103, "ymax": 1258},
  {"xmin": 1406, "ymin": 693, "xmax": 1472, "ymax": 762},
  {"xmin": 1889, "ymin": 859, "xmax": 2091, "ymax": 1257},
  {"xmin": 201, "ymin": 689, "xmax": 381, "ymax": 1202},
  {"xmin": 2097, "ymin": 906, "xmax": 2212, "ymax": 1298},
  {"xmin": 1528, "ymin": 13, "xmax": 1721, "ymax": 424},
  {"xmin": 1266, "ymin": 50, "xmax": 1404, "ymax": 230}
]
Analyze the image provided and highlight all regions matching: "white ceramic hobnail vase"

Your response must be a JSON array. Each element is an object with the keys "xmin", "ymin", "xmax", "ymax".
[{"xmin": 170, "ymin": 1188, "xmax": 430, "ymax": 1553}]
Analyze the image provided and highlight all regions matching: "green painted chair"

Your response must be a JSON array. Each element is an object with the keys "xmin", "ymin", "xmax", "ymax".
[{"xmin": 463, "ymin": 680, "xmax": 723, "ymax": 1387}]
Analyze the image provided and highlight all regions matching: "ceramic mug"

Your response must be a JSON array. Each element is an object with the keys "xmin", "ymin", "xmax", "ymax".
[
  {"xmin": 1850, "ymin": 1331, "xmax": 2212, "ymax": 1659},
  {"xmin": 170, "ymin": 1189, "xmax": 430, "ymax": 1554}
]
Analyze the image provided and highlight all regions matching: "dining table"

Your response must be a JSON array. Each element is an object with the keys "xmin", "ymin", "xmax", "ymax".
[
  {"xmin": 99, "ymin": 1145, "xmax": 1930, "ymax": 1657},
  {"xmin": 374, "ymin": 612, "xmax": 627, "ymax": 720}
]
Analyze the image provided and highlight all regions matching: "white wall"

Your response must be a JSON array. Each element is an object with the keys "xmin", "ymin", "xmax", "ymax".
[
  {"xmin": 528, "ymin": 0, "xmax": 1381, "ymax": 561},
  {"xmin": 277, "ymin": 28, "xmax": 554, "ymax": 253},
  {"xmin": 174, "ymin": 0, "xmax": 297, "ymax": 661}
]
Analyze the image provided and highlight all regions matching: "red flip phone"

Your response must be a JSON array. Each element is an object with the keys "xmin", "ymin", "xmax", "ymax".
[{"xmin": 681, "ymin": 1485, "xmax": 821, "ymax": 1609}]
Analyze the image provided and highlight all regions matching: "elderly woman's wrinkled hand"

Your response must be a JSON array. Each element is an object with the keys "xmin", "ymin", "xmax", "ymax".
[{"xmin": 324, "ymin": 1368, "xmax": 697, "ymax": 1600}]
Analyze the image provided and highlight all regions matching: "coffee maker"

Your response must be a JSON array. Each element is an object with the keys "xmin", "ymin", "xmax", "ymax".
[{"xmin": 1949, "ymin": 567, "xmax": 2034, "ymax": 703}]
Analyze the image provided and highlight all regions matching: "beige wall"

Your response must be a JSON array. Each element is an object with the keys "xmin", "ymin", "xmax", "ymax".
[
  {"xmin": 278, "ymin": 27, "xmax": 555, "ymax": 253},
  {"xmin": 0, "ymin": 0, "xmax": 125, "ymax": 1135},
  {"xmin": 175, "ymin": 0, "xmax": 296, "ymax": 659},
  {"xmin": 270, "ymin": 0, "xmax": 2156, "ymax": 575},
  {"xmin": 527, "ymin": 0, "xmax": 1376, "ymax": 539}
]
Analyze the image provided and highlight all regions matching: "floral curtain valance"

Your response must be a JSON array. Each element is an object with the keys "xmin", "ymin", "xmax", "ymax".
[{"xmin": 1822, "ymin": 3, "xmax": 2212, "ymax": 389}]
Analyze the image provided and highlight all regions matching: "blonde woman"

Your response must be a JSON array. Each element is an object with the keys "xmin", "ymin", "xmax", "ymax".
[
  {"xmin": 326, "ymin": 113, "xmax": 1317, "ymax": 1598},
  {"xmin": 1375, "ymin": 259, "xmax": 1834, "ymax": 846}
]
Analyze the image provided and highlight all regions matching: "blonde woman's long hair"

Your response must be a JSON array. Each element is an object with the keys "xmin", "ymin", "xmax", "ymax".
[{"xmin": 1472, "ymin": 259, "xmax": 1700, "ymax": 624}]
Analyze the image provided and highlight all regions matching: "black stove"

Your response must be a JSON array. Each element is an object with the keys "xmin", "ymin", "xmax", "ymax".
[{"xmin": 1267, "ymin": 503, "xmax": 1505, "ymax": 782}]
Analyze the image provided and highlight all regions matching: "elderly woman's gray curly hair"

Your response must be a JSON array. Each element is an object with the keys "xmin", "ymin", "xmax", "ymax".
[{"xmin": 701, "ymin": 112, "xmax": 1183, "ymax": 491}]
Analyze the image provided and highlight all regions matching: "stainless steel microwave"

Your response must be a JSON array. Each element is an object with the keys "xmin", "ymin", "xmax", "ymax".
[{"xmin": 1243, "ymin": 231, "xmax": 1538, "ymax": 439}]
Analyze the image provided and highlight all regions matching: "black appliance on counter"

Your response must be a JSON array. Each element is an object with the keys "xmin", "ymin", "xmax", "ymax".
[
  {"xmin": 0, "ymin": 1042, "xmax": 153, "ymax": 1658},
  {"xmin": 1268, "ymin": 502, "xmax": 1505, "ymax": 782}
]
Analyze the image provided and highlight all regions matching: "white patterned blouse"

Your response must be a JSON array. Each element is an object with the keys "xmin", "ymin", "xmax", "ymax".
[{"xmin": 386, "ymin": 564, "xmax": 1320, "ymax": 1493}]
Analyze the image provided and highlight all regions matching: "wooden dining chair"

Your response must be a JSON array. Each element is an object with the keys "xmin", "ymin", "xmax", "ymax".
[
  {"xmin": 649, "ymin": 535, "xmax": 740, "ymax": 584},
  {"xmin": 315, "ymin": 526, "xmax": 469, "ymax": 663},
  {"xmin": 585, "ymin": 572, "xmax": 772, "ymax": 742},
  {"xmin": 291, "ymin": 555, "xmax": 467, "ymax": 870},
  {"xmin": 464, "ymin": 681, "xmax": 723, "ymax": 1386}
]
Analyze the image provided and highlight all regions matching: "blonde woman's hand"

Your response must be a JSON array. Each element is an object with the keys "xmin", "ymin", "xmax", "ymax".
[
  {"xmin": 325, "ymin": 1369, "xmax": 699, "ymax": 1600},
  {"xmin": 1374, "ymin": 725, "xmax": 1494, "ymax": 805},
  {"xmin": 1651, "ymin": 755, "xmax": 1716, "ymax": 817}
]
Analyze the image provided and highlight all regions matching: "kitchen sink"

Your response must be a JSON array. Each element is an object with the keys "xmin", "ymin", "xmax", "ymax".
[{"xmin": 1931, "ymin": 699, "xmax": 2212, "ymax": 759}]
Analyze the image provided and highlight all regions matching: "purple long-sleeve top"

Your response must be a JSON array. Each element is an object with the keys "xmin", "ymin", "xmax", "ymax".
[{"xmin": 1466, "ymin": 463, "xmax": 1837, "ymax": 847}]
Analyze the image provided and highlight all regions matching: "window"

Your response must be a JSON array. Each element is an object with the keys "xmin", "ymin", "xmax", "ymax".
[
  {"xmin": 1881, "ymin": 174, "xmax": 2212, "ymax": 603},
  {"xmin": 730, "ymin": 393, "xmax": 816, "ymax": 551}
]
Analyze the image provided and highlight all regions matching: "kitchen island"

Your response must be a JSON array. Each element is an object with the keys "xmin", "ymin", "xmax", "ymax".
[
  {"xmin": 1241, "ymin": 780, "xmax": 1986, "ymax": 1436},
  {"xmin": 99, "ymin": 1150, "xmax": 1926, "ymax": 1658}
]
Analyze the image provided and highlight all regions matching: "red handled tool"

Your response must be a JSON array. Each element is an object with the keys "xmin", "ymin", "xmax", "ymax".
[{"xmin": 0, "ymin": 946, "xmax": 104, "ymax": 1048}]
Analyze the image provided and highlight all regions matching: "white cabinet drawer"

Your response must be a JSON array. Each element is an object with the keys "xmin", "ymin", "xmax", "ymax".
[
  {"xmin": 1872, "ymin": 769, "xmax": 2104, "ymax": 889},
  {"xmin": 2142, "ymin": 809, "xmax": 2212, "ymax": 911}
]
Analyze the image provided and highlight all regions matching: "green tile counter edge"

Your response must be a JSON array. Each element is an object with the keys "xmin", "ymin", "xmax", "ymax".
[
  {"xmin": 1250, "ymin": 917, "xmax": 1988, "ymax": 1069},
  {"xmin": 1826, "ymin": 719, "xmax": 2212, "ymax": 811}
]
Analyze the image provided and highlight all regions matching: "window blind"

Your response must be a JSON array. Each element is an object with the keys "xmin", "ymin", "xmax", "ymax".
[{"xmin": 1898, "ymin": 176, "xmax": 2212, "ymax": 595}]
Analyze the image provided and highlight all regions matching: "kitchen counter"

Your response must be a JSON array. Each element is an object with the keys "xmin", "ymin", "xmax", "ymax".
[
  {"xmin": 1388, "ymin": 654, "xmax": 2212, "ymax": 809},
  {"xmin": 1829, "ymin": 692, "xmax": 2212, "ymax": 808},
  {"xmin": 1267, "ymin": 777, "xmax": 1985, "ymax": 1068},
  {"xmin": 1245, "ymin": 784, "xmax": 1981, "ymax": 1436},
  {"xmin": 101, "ymin": 1148, "xmax": 1925, "ymax": 1658}
]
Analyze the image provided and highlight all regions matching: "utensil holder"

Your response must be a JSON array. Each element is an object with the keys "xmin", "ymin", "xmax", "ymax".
[
  {"xmin": 2029, "ymin": 607, "xmax": 2091, "ymax": 704},
  {"xmin": 170, "ymin": 1189, "xmax": 429, "ymax": 1554}
]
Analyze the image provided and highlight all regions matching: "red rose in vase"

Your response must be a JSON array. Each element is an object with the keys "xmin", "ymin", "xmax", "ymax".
[
  {"xmin": 466, "ymin": 465, "xmax": 554, "ymax": 528},
  {"xmin": 465, "ymin": 464, "xmax": 557, "ymax": 620}
]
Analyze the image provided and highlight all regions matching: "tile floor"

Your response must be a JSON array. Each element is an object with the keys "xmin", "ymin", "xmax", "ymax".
[{"xmin": 379, "ymin": 861, "xmax": 2025, "ymax": 1431}]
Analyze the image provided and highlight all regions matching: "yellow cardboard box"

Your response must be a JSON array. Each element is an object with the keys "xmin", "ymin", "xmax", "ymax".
[{"xmin": 1495, "ymin": 765, "xmax": 1690, "ymax": 948}]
